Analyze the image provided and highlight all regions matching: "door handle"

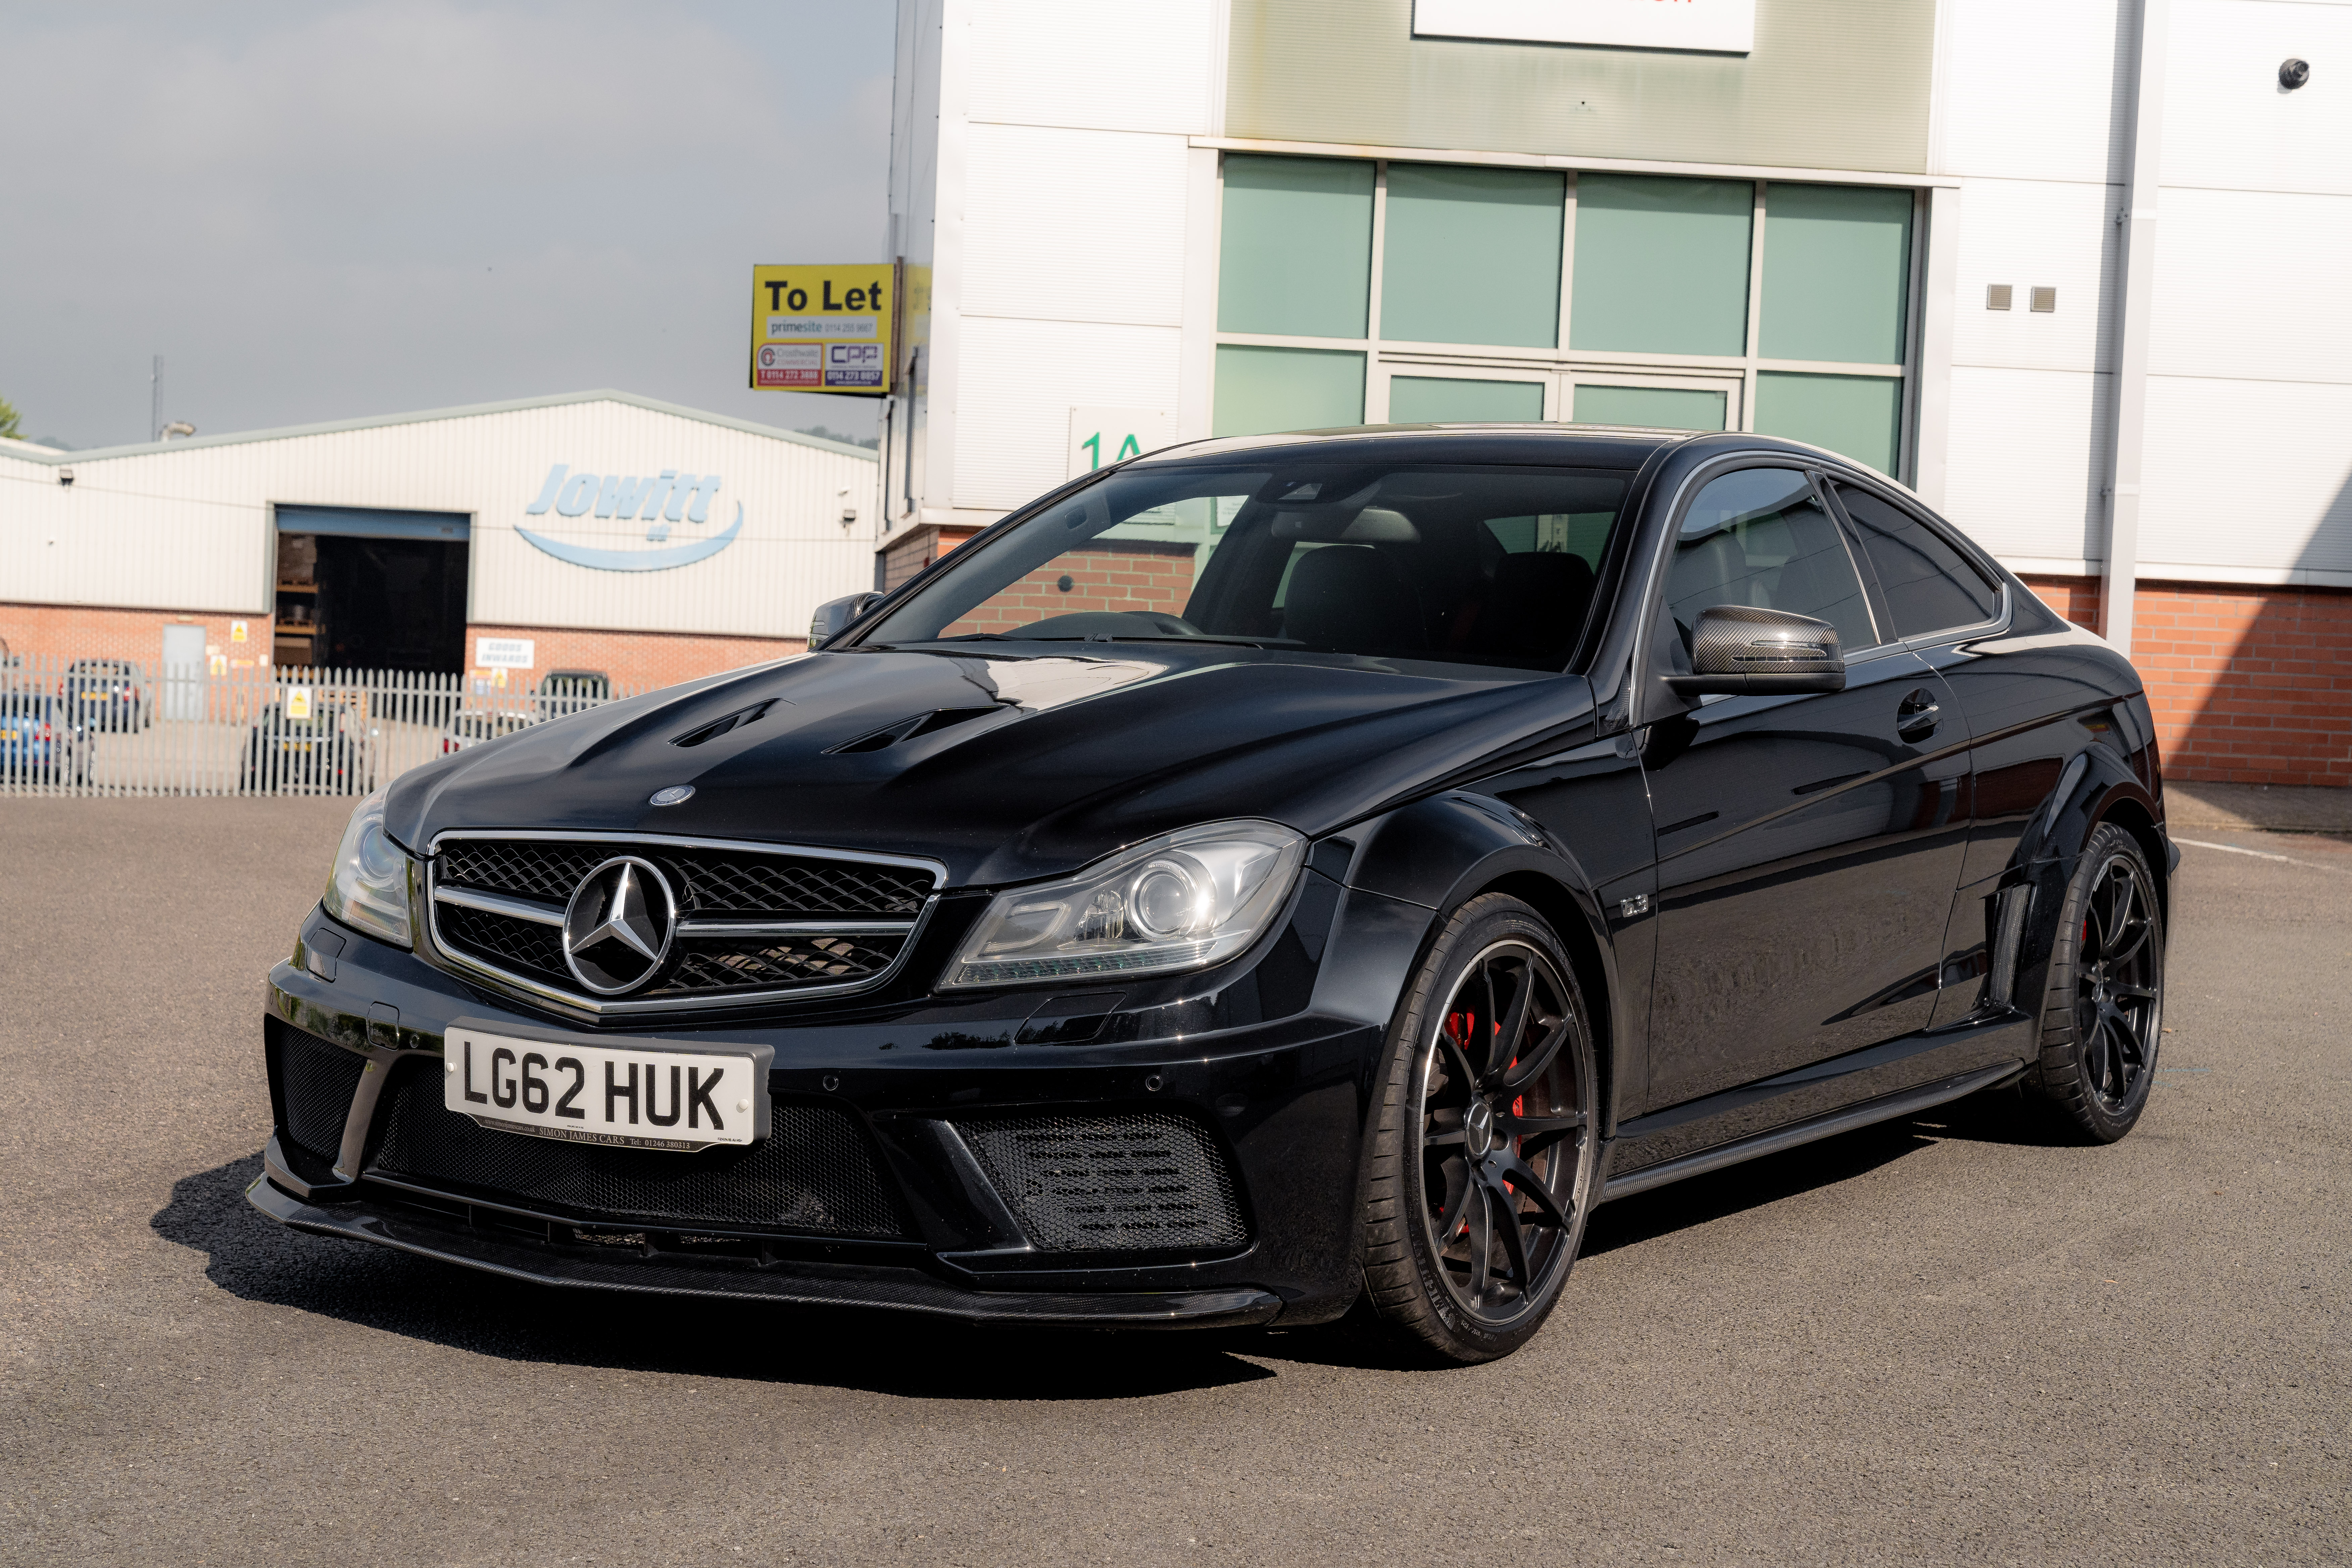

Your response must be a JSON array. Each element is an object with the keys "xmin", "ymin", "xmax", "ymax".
[{"xmin": 1896, "ymin": 689, "xmax": 1941, "ymax": 742}]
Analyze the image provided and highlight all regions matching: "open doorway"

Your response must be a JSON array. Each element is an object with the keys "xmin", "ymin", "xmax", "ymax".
[{"xmin": 274, "ymin": 506, "xmax": 470, "ymax": 673}]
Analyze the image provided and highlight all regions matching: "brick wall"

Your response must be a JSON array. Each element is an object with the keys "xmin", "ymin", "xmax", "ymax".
[
  {"xmin": 2, "ymin": 601, "xmax": 802, "ymax": 694},
  {"xmin": 881, "ymin": 525, "xmax": 980, "ymax": 591},
  {"xmin": 944, "ymin": 541, "xmax": 1198, "ymax": 635},
  {"xmin": 2021, "ymin": 575, "xmax": 2352, "ymax": 788},
  {"xmin": 0, "ymin": 601, "xmax": 274, "ymax": 674},
  {"xmin": 459, "ymin": 625, "xmax": 804, "ymax": 692}
]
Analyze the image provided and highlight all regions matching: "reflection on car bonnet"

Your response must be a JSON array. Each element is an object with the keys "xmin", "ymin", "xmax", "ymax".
[{"xmin": 950, "ymin": 654, "xmax": 1170, "ymax": 713}]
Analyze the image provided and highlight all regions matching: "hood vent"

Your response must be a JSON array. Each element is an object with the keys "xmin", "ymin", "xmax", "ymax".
[
  {"xmin": 828, "ymin": 706, "xmax": 1000, "ymax": 754},
  {"xmin": 671, "ymin": 699, "xmax": 780, "ymax": 748}
]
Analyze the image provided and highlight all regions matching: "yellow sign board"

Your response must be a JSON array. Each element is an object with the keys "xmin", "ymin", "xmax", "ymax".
[{"xmin": 749, "ymin": 262, "xmax": 896, "ymax": 396}]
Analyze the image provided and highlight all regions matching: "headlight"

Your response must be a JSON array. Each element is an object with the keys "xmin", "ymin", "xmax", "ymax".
[
  {"xmin": 942, "ymin": 821, "xmax": 1305, "ymax": 990},
  {"xmin": 322, "ymin": 787, "xmax": 413, "ymax": 947}
]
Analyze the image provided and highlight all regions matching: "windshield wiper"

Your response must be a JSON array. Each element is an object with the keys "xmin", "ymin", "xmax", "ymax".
[{"xmin": 1091, "ymin": 634, "xmax": 1296, "ymax": 648}]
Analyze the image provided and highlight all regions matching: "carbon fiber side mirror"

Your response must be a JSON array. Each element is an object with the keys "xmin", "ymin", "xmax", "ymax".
[{"xmin": 1668, "ymin": 604, "xmax": 1847, "ymax": 697}]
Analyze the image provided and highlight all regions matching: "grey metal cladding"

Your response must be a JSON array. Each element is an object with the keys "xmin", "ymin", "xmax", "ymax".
[{"xmin": 1224, "ymin": 0, "xmax": 1937, "ymax": 175}]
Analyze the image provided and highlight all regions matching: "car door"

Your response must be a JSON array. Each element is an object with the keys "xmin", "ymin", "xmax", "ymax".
[
  {"xmin": 1638, "ymin": 465, "xmax": 1972, "ymax": 1111},
  {"xmin": 1824, "ymin": 479, "xmax": 2076, "ymax": 1028}
]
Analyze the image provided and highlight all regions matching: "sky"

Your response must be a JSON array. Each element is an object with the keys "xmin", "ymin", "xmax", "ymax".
[{"xmin": 0, "ymin": 1, "xmax": 895, "ymax": 450}]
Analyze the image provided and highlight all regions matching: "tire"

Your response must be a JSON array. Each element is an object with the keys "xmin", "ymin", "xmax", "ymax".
[
  {"xmin": 1359, "ymin": 893, "xmax": 1601, "ymax": 1364},
  {"xmin": 2020, "ymin": 822, "xmax": 2164, "ymax": 1143}
]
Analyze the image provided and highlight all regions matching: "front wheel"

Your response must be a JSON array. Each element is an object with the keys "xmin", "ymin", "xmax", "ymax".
[{"xmin": 1359, "ymin": 894, "xmax": 1600, "ymax": 1364}]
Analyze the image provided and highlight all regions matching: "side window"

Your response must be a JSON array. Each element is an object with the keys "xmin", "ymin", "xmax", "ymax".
[
  {"xmin": 1834, "ymin": 483, "xmax": 2000, "ymax": 637},
  {"xmin": 1664, "ymin": 467, "xmax": 1877, "ymax": 658}
]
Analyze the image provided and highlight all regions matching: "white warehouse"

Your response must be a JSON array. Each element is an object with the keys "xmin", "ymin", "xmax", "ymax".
[{"xmin": 0, "ymin": 390, "xmax": 879, "ymax": 691}]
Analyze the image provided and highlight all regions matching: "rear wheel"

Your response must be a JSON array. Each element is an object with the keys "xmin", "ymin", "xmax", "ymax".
[
  {"xmin": 1360, "ymin": 894, "xmax": 1599, "ymax": 1364},
  {"xmin": 2021, "ymin": 823, "xmax": 2164, "ymax": 1142}
]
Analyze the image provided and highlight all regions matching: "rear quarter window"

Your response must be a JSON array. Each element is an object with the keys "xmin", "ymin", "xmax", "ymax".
[{"xmin": 1834, "ymin": 483, "xmax": 2000, "ymax": 637}]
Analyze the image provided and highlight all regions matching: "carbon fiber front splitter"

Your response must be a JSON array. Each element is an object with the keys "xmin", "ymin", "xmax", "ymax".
[{"xmin": 246, "ymin": 1175, "xmax": 1286, "ymax": 1328}]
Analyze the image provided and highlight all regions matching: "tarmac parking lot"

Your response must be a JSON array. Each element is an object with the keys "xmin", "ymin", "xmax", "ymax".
[{"xmin": 2, "ymin": 799, "xmax": 2345, "ymax": 1566}]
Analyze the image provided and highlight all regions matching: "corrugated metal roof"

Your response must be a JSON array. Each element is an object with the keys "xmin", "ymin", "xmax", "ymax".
[{"xmin": 0, "ymin": 389, "xmax": 877, "ymax": 467}]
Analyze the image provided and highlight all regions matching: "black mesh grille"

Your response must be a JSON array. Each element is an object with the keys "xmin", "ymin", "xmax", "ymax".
[
  {"xmin": 369, "ymin": 1061, "xmax": 906, "ymax": 1237},
  {"xmin": 439, "ymin": 841, "xmax": 603, "ymax": 901},
  {"xmin": 435, "ymin": 903, "xmax": 569, "ymax": 985},
  {"xmin": 432, "ymin": 836, "xmax": 937, "ymax": 1004},
  {"xmin": 438, "ymin": 839, "xmax": 932, "ymax": 918},
  {"xmin": 650, "ymin": 934, "xmax": 908, "ymax": 997},
  {"xmin": 671, "ymin": 854, "xmax": 930, "ymax": 918},
  {"xmin": 278, "ymin": 1027, "xmax": 366, "ymax": 1161},
  {"xmin": 956, "ymin": 1113, "xmax": 1248, "ymax": 1254}
]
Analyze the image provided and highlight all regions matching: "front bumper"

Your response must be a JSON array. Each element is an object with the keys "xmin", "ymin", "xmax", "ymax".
[
  {"xmin": 253, "ymin": 876, "xmax": 1432, "ymax": 1327},
  {"xmin": 247, "ymin": 1171, "xmax": 1282, "ymax": 1327}
]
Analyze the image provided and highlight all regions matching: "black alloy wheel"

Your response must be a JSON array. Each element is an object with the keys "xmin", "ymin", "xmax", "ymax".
[
  {"xmin": 2024, "ymin": 822, "xmax": 2164, "ymax": 1142},
  {"xmin": 1361, "ymin": 893, "xmax": 1598, "ymax": 1363}
]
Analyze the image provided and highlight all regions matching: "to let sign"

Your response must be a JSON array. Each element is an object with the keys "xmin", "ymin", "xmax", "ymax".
[
  {"xmin": 750, "ymin": 263, "xmax": 898, "ymax": 395},
  {"xmin": 1412, "ymin": 0, "xmax": 1754, "ymax": 53}
]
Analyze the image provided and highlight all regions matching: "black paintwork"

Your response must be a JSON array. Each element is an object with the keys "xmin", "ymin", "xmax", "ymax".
[{"xmin": 255, "ymin": 427, "xmax": 2168, "ymax": 1327}]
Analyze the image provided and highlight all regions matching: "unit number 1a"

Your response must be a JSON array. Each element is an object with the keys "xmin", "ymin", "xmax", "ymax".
[{"xmin": 1079, "ymin": 431, "xmax": 1145, "ymax": 471}]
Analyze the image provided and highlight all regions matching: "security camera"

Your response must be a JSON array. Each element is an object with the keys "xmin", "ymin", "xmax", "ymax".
[
  {"xmin": 2280, "ymin": 57, "xmax": 2311, "ymax": 89},
  {"xmin": 57, "ymin": 467, "xmax": 74, "ymax": 487}
]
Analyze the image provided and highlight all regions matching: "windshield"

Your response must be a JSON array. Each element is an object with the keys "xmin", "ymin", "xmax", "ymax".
[{"xmin": 858, "ymin": 462, "xmax": 1631, "ymax": 673}]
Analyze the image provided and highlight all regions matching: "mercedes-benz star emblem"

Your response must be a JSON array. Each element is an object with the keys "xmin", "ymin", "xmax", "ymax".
[
  {"xmin": 649, "ymin": 785, "xmax": 694, "ymax": 807},
  {"xmin": 561, "ymin": 856, "xmax": 677, "ymax": 995}
]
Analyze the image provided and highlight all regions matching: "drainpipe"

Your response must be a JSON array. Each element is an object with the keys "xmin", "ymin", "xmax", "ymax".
[{"xmin": 2103, "ymin": 0, "xmax": 2170, "ymax": 660}]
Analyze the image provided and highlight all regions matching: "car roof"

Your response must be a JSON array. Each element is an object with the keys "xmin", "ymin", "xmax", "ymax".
[{"xmin": 1129, "ymin": 424, "xmax": 1873, "ymax": 478}]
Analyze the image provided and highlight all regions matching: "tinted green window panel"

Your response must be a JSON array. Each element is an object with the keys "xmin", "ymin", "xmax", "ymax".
[
  {"xmin": 1380, "ymin": 164, "xmax": 1564, "ymax": 349},
  {"xmin": 1213, "ymin": 345, "xmax": 1366, "ymax": 437},
  {"xmin": 1572, "ymin": 383, "xmax": 1727, "ymax": 431},
  {"xmin": 1570, "ymin": 175, "xmax": 1752, "ymax": 356},
  {"xmin": 1755, "ymin": 372, "xmax": 1902, "ymax": 476},
  {"xmin": 1389, "ymin": 376, "xmax": 1546, "ymax": 424},
  {"xmin": 1762, "ymin": 184, "xmax": 1913, "ymax": 364},
  {"xmin": 1218, "ymin": 155, "xmax": 1374, "ymax": 339}
]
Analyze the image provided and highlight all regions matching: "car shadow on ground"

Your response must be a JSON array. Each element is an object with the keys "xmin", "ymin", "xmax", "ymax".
[
  {"xmin": 153, "ymin": 1155, "xmax": 1276, "ymax": 1401},
  {"xmin": 159, "ymin": 1102, "xmax": 2046, "ymax": 1389}
]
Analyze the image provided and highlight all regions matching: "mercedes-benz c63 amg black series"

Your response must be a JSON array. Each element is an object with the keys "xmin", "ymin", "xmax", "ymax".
[{"xmin": 254, "ymin": 427, "xmax": 2176, "ymax": 1364}]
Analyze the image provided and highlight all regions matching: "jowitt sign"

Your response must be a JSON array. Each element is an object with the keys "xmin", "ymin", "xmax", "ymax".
[{"xmin": 519, "ymin": 464, "xmax": 743, "ymax": 572}]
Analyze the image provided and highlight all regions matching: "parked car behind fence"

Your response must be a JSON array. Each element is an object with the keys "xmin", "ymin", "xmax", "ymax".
[
  {"xmin": 61, "ymin": 659, "xmax": 150, "ymax": 732},
  {"xmin": 0, "ymin": 655, "xmax": 641, "ymax": 797},
  {"xmin": 0, "ymin": 693, "xmax": 93, "ymax": 786}
]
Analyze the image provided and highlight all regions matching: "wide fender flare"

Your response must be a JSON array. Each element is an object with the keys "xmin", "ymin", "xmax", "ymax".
[
  {"xmin": 1309, "ymin": 793, "xmax": 1625, "ymax": 1290},
  {"xmin": 2008, "ymin": 738, "xmax": 2169, "ymax": 1011},
  {"xmin": 1335, "ymin": 791, "xmax": 1623, "ymax": 1109}
]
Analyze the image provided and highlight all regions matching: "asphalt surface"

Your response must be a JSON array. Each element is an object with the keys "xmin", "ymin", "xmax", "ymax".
[{"xmin": 2, "ymin": 799, "xmax": 2346, "ymax": 1566}]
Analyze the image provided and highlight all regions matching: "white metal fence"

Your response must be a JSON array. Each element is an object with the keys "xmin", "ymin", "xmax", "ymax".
[{"xmin": 0, "ymin": 655, "xmax": 641, "ymax": 798}]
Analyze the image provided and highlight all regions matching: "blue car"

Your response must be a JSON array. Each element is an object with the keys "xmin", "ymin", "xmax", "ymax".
[{"xmin": 0, "ymin": 694, "xmax": 93, "ymax": 786}]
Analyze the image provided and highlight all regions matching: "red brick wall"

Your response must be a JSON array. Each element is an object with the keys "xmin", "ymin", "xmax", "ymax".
[
  {"xmin": 0, "ymin": 602, "xmax": 275, "ymax": 674},
  {"xmin": 944, "ymin": 541, "xmax": 1198, "ymax": 635},
  {"xmin": 460, "ymin": 625, "xmax": 803, "ymax": 693},
  {"xmin": 881, "ymin": 525, "xmax": 980, "ymax": 591},
  {"xmin": 2021, "ymin": 575, "xmax": 2352, "ymax": 788},
  {"xmin": 1, "ymin": 601, "xmax": 802, "ymax": 694}
]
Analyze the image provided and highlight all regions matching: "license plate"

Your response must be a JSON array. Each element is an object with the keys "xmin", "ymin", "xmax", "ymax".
[
  {"xmin": 281, "ymin": 740, "xmax": 313, "ymax": 752},
  {"xmin": 443, "ymin": 1025, "xmax": 773, "ymax": 1152},
  {"xmin": 0, "ymin": 730, "xmax": 15, "ymax": 741},
  {"xmin": 80, "ymin": 691, "xmax": 105, "ymax": 701}
]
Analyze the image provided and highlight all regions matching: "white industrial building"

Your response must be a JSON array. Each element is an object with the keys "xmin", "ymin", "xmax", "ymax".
[
  {"xmin": 0, "ymin": 391, "xmax": 878, "ymax": 691},
  {"xmin": 877, "ymin": 0, "xmax": 2352, "ymax": 787}
]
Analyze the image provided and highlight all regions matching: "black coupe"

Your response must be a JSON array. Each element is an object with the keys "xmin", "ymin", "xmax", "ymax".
[{"xmin": 254, "ymin": 427, "xmax": 2172, "ymax": 1364}]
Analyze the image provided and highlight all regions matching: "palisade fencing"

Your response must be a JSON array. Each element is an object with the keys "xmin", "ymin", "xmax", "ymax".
[{"xmin": 0, "ymin": 655, "xmax": 640, "ymax": 799}]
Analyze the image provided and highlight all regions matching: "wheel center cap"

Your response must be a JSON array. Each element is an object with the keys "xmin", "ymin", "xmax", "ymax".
[{"xmin": 1464, "ymin": 1100, "xmax": 1497, "ymax": 1159}]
